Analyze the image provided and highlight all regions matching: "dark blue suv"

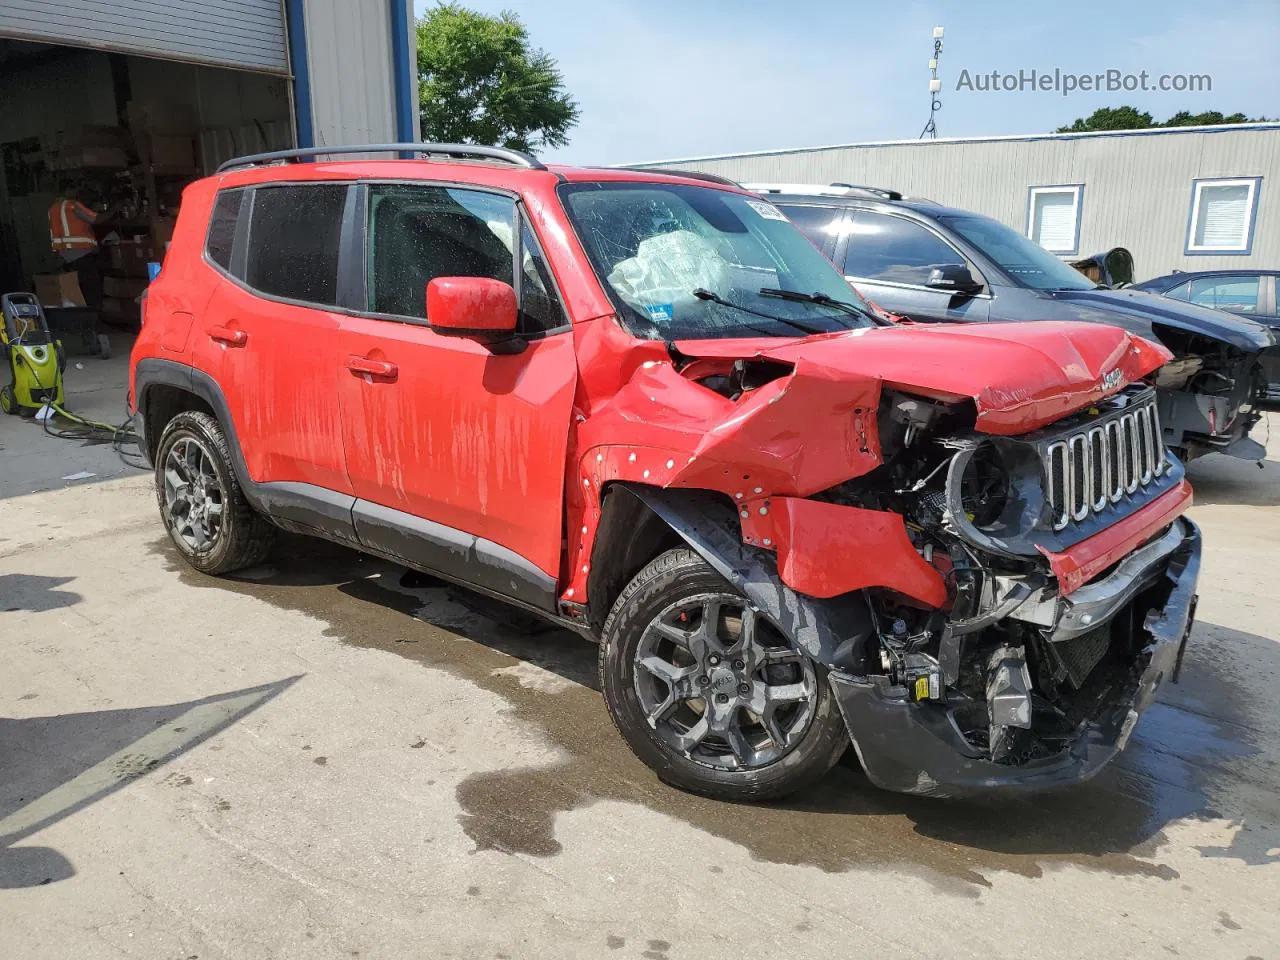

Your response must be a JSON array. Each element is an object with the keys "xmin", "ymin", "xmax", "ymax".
[{"xmin": 759, "ymin": 185, "xmax": 1276, "ymax": 462}]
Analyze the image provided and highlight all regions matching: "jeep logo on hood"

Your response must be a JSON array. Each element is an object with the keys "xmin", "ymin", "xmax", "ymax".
[{"xmin": 1103, "ymin": 368, "xmax": 1124, "ymax": 391}]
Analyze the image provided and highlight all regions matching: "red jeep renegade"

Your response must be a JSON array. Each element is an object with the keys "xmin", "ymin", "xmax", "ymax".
[{"xmin": 130, "ymin": 144, "xmax": 1200, "ymax": 799}]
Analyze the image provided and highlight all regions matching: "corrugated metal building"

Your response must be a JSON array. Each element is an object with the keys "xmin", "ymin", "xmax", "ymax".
[
  {"xmin": 0, "ymin": 0, "xmax": 417, "ymax": 293},
  {"xmin": 639, "ymin": 124, "xmax": 1280, "ymax": 278}
]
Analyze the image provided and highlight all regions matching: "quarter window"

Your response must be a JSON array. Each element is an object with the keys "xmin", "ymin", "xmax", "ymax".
[
  {"xmin": 1026, "ymin": 185, "xmax": 1083, "ymax": 255},
  {"xmin": 206, "ymin": 188, "xmax": 243, "ymax": 271},
  {"xmin": 245, "ymin": 184, "xmax": 348, "ymax": 305},
  {"xmin": 366, "ymin": 184, "xmax": 515, "ymax": 321},
  {"xmin": 1186, "ymin": 177, "xmax": 1261, "ymax": 254},
  {"xmin": 844, "ymin": 212, "xmax": 966, "ymax": 285}
]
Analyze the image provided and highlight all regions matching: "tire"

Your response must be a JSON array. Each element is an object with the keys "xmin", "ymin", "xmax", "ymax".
[
  {"xmin": 154, "ymin": 410, "xmax": 275, "ymax": 575},
  {"xmin": 1, "ymin": 385, "xmax": 18, "ymax": 415},
  {"xmin": 599, "ymin": 548, "xmax": 848, "ymax": 802}
]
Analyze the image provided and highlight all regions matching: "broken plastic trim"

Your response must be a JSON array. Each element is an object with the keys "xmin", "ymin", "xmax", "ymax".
[{"xmin": 831, "ymin": 519, "xmax": 1200, "ymax": 797}]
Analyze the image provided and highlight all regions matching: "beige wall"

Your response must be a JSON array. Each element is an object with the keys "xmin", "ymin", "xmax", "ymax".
[{"xmin": 645, "ymin": 126, "xmax": 1280, "ymax": 278}]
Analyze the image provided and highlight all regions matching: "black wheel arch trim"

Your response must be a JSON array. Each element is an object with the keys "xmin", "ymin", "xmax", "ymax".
[{"xmin": 613, "ymin": 483, "xmax": 873, "ymax": 670}]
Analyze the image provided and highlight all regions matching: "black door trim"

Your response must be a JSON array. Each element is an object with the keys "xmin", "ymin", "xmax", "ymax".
[{"xmin": 352, "ymin": 500, "xmax": 558, "ymax": 613}]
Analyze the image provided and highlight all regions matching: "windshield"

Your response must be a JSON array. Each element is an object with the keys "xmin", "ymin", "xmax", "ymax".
[
  {"xmin": 559, "ymin": 181, "xmax": 874, "ymax": 339},
  {"xmin": 939, "ymin": 213, "xmax": 1098, "ymax": 292}
]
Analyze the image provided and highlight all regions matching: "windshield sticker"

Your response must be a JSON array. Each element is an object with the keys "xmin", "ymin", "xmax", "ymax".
[
  {"xmin": 746, "ymin": 200, "xmax": 788, "ymax": 222},
  {"xmin": 645, "ymin": 303, "xmax": 674, "ymax": 323}
]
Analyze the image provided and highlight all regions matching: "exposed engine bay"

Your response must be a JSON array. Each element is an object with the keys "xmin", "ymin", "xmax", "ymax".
[{"xmin": 810, "ymin": 385, "xmax": 1194, "ymax": 779}]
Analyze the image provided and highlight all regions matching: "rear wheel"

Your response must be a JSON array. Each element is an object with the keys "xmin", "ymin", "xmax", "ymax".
[
  {"xmin": 0, "ymin": 385, "xmax": 16, "ymax": 415},
  {"xmin": 154, "ymin": 410, "xmax": 274, "ymax": 575},
  {"xmin": 600, "ymin": 548, "xmax": 848, "ymax": 801}
]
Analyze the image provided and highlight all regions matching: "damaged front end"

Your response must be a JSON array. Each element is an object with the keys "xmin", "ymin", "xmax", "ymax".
[
  {"xmin": 818, "ymin": 386, "xmax": 1200, "ymax": 795},
  {"xmin": 1147, "ymin": 325, "xmax": 1268, "ymax": 461}
]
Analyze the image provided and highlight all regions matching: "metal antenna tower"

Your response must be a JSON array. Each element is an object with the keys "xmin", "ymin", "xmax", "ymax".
[{"xmin": 919, "ymin": 26, "xmax": 944, "ymax": 139}]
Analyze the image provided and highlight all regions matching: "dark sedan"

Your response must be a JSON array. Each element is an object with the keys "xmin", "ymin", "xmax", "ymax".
[{"xmin": 1133, "ymin": 270, "xmax": 1280, "ymax": 405}]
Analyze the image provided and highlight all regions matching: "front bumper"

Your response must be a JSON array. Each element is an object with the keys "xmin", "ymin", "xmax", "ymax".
[{"xmin": 831, "ymin": 518, "xmax": 1201, "ymax": 797}]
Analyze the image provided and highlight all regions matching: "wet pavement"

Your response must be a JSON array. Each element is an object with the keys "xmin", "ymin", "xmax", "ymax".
[{"xmin": 2, "ymin": 421, "xmax": 1279, "ymax": 957}]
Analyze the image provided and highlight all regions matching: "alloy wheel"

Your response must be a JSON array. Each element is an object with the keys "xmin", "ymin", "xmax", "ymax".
[
  {"xmin": 163, "ymin": 436, "xmax": 225, "ymax": 552},
  {"xmin": 633, "ymin": 592, "xmax": 817, "ymax": 770}
]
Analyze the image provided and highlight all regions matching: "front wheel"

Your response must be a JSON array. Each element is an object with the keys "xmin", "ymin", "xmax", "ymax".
[
  {"xmin": 599, "ymin": 548, "xmax": 848, "ymax": 801},
  {"xmin": 0, "ymin": 385, "xmax": 17, "ymax": 415}
]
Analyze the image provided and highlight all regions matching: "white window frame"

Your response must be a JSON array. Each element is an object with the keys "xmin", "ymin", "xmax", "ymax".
[
  {"xmin": 1185, "ymin": 177, "xmax": 1262, "ymax": 255},
  {"xmin": 1026, "ymin": 184, "xmax": 1084, "ymax": 256}
]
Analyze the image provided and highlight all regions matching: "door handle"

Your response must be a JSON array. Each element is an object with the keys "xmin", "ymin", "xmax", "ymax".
[
  {"xmin": 208, "ymin": 325, "xmax": 248, "ymax": 346},
  {"xmin": 346, "ymin": 356, "xmax": 398, "ymax": 380}
]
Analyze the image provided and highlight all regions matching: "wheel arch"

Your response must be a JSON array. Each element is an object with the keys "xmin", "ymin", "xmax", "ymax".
[
  {"xmin": 590, "ymin": 482, "xmax": 873, "ymax": 669},
  {"xmin": 134, "ymin": 359, "xmax": 250, "ymax": 490}
]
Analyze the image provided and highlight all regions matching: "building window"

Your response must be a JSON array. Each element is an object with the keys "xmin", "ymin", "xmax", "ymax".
[
  {"xmin": 1186, "ymin": 177, "xmax": 1261, "ymax": 255},
  {"xmin": 1026, "ymin": 185, "xmax": 1084, "ymax": 255}
]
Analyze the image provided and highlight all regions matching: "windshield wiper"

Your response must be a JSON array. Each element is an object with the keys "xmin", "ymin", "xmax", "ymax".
[
  {"xmin": 757, "ymin": 288, "xmax": 892, "ymax": 327},
  {"xmin": 691, "ymin": 288, "xmax": 828, "ymax": 336}
]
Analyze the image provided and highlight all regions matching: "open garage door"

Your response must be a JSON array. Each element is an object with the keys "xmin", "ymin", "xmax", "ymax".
[{"xmin": 0, "ymin": 0, "xmax": 288, "ymax": 75}]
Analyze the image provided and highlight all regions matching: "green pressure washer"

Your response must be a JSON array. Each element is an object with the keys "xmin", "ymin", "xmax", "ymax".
[{"xmin": 1, "ymin": 292, "xmax": 66, "ymax": 417}]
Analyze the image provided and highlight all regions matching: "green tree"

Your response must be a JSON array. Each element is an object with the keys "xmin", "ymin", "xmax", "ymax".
[
  {"xmin": 1057, "ymin": 106, "xmax": 1270, "ymax": 133},
  {"xmin": 1056, "ymin": 106, "xmax": 1154, "ymax": 132},
  {"xmin": 416, "ymin": 4, "xmax": 580, "ymax": 153}
]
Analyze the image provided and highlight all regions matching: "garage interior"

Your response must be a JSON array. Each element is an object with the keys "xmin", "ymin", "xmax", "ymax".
[{"xmin": 0, "ymin": 38, "xmax": 293, "ymax": 342}]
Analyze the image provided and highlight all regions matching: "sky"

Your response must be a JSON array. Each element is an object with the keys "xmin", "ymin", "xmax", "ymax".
[{"xmin": 412, "ymin": 0, "xmax": 1279, "ymax": 165}]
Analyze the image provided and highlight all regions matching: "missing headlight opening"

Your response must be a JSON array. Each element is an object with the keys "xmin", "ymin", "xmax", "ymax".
[{"xmin": 819, "ymin": 386, "xmax": 1196, "ymax": 790}]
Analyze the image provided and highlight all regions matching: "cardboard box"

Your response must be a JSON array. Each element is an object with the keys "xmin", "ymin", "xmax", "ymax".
[
  {"xmin": 107, "ymin": 241, "xmax": 153, "ymax": 277},
  {"xmin": 32, "ymin": 272, "xmax": 86, "ymax": 308},
  {"xmin": 47, "ymin": 145, "xmax": 130, "ymax": 170},
  {"xmin": 143, "ymin": 134, "xmax": 195, "ymax": 171},
  {"xmin": 103, "ymin": 275, "xmax": 149, "ymax": 300},
  {"xmin": 126, "ymin": 102, "xmax": 197, "ymax": 135}
]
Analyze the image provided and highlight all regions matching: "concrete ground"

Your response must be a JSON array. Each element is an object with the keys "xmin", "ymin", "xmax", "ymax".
[{"xmin": 2, "ymin": 348, "xmax": 1278, "ymax": 959}]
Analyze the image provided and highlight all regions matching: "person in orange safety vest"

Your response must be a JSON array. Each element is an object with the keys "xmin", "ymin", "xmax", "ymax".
[{"xmin": 47, "ymin": 181, "xmax": 112, "ymax": 307}]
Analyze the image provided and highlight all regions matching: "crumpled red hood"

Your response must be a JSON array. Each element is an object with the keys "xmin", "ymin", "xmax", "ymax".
[{"xmin": 674, "ymin": 320, "xmax": 1171, "ymax": 434}]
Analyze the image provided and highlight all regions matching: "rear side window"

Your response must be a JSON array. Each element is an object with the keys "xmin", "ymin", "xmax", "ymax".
[
  {"xmin": 775, "ymin": 204, "xmax": 846, "ymax": 257},
  {"xmin": 1185, "ymin": 275, "xmax": 1262, "ymax": 314},
  {"xmin": 206, "ymin": 189, "xmax": 243, "ymax": 271},
  {"xmin": 367, "ymin": 184, "xmax": 515, "ymax": 320},
  {"xmin": 844, "ymin": 212, "xmax": 966, "ymax": 285},
  {"xmin": 245, "ymin": 184, "xmax": 348, "ymax": 305}
]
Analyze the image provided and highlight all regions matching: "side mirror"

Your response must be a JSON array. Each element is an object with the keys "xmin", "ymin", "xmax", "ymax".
[
  {"xmin": 925, "ymin": 263, "xmax": 983, "ymax": 294},
  {"xmin": 426, "ymin": 277, "xmax": 518, "ymax": 342}
]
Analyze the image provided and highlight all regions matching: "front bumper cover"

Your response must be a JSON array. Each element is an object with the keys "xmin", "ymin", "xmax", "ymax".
[{"xmin": 831, "ymin": 519, "xmax": 1201, "ymax": 797}]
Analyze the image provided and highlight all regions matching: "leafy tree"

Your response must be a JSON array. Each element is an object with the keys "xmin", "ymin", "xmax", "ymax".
[
  {"xmin": 1057, "ymin": 106, "xmax": 1270, "ymax": 133},
  {"xmin": 1161, "ymin": 110, "xmax": 1258, "ymax": 127},
  {"xmin": 416, "ymin": 4, "xmax": 580, "ymax": 153},
  {"xmin": 1057, "ymin": 106, "xmax": 1155, "ymax": 132}
]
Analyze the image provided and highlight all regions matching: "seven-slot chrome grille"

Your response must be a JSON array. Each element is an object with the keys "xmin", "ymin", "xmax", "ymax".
[{"xmin": 1044, "ymin": 395, "xmax": 1166, "ymax": 531}]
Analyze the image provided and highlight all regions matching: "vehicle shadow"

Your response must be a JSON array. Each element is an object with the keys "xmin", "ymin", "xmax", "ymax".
[
  {"xmin": 1185, "ymin": 452, "xmax": 1280, "ymax": 506},
  {"xmin": 166, "ymin": 534, "xmax": 1280, "ymax": 887},
  {"xmin": 0, "ymin": 677, "xmax": 301, "ymax": 888}
]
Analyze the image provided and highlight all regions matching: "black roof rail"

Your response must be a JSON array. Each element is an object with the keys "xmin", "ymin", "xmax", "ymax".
[
  {"xmin": 830, "ymin": 183, "xmax": 904, "ymax": 201},
  {"xmin": 614, "ymin": 166, "xmax": 741, "ymax": 187},
  {"xmin": 216, "ymin": 143, "xmax": 546, "ymax": 174}
]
